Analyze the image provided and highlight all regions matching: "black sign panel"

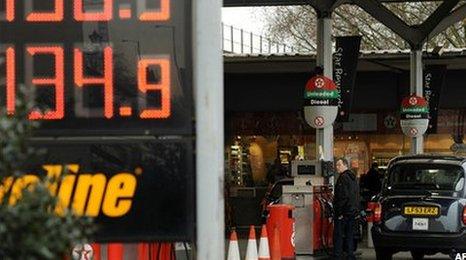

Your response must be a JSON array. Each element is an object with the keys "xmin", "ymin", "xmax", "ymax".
[
  {"xmin": 0, "ymin": 0, "xmax": 192, "ymax": 136},
  {"xmin": 333, "ymin": 36, "xmax": 361, "ymax": 122},
  {"xmin": 424, "ymin": 65, "xmax": 446, "ymax": 134},
  {"xmin": 18, "ymin": 139, "xmax": 194, "ymax": 242}
]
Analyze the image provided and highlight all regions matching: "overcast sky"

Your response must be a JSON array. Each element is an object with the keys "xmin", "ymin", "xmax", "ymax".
[{"xmin": 222, "ymin": 7, "xmax": 267, "ymax": 35}]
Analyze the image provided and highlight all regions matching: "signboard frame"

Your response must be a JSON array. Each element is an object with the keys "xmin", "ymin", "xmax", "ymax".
[{"xmin": 29, "ymin": 137, "xmax": 195, "ymax": 242}]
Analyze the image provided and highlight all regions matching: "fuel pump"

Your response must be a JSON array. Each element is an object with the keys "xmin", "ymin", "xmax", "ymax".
[{"xmin": 281, "ymin": 160, "xmax": 334, "ymax": 256}]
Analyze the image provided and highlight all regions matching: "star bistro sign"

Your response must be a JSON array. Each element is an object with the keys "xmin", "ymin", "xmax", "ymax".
[
  {"xmin": 400, "ymin": 95, "xmax": 429, "ymax": 138},
  {"xmin": 303, "ymin": 75, "xmax": 339, "ymax": 129}
]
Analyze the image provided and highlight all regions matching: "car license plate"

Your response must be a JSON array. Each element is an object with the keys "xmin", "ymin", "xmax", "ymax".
[
  {"xmin": 412, "ymin": 218, "xmax": 428, "ymax": 230},
  {"xmin": 403, "ymin": 206, "xmax": 439, "ymax": 216}
]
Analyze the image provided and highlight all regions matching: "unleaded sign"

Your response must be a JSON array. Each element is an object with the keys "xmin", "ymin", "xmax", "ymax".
[{"xmin": 0, "ymin": 0, "xmax": 194, "ymax": 242}]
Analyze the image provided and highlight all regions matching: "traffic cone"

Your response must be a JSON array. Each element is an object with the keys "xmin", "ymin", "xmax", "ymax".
[
  {"xmin": 245, "ymin": 225, "xmax": 258, "ymax": 260},
  {"xmin": 227, "ymin": 229, "xmax": 241, "ymax": 260},
  {"xmin": 270, "ymin": 226, "xmax": 281, "ymax": 260},
  {"xmin": 258, "ymin": 225, "xmax": 270, "ymax": 260}
]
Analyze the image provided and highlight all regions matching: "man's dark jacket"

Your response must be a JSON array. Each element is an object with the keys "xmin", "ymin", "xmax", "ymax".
[{"xmin": 334, "ymin": 169, "xmax": 360, "ymax": 217}]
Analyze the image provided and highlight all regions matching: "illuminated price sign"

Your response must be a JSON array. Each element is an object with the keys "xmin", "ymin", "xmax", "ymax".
[{"xmin": 0, "ymin": 0, "xmax": 192, "ymax": 135}]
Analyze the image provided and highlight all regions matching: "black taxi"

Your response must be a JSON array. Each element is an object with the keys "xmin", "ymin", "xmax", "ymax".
[{"xmin": 371, "ymin": 154, "xmax": 466, "ymax": 259}]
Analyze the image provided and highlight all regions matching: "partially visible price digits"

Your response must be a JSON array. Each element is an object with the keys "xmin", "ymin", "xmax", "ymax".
[
  {"xmin": 2, "ymin": 0, "xmax": 171, "ymax": 22},
  {"xmin": 26, "ymin": 46, "xmax": 64, "ymax": 120},
  {"xmin": 138, "ymin": 57, "xmax": 171, "ymax": 119}
]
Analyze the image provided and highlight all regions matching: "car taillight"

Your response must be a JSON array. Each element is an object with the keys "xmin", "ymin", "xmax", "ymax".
[
  {"xmin": 374, "ymin": 202, "xmax": 382, "ymax": 223},
  {"xmin": 462, "ymin": 206, "xmax": 466, "ymax": 225}
]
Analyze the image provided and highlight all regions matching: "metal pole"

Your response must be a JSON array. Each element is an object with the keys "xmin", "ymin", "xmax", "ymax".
[
  {"xmin": 194, "ymin": 0, "xmax": 224, "ymax": 258},
  {"xmin": 250, "ymin": 32, "xmax": 253, "ymax": 53},
  {"xmin": 240, "ymin": 29, "xmax": 244, "ymax": 54},
  {"xmin": 260, "ymin": 36, "xmax": 263, "ymax": 53},
  {"xmin": 316, "ymin": 17, "xmax": 333, "ymax": 78},
  {"xmin": 230, "ymin": 25, "xmax": 234, "ymax": 53},
  {"xmin": 410, "ymin": 49, "xmax": 424, "ymax": 154},
  {"xmin": 316, "ymin": 16, "xmax": 334, "ymax": 181}
]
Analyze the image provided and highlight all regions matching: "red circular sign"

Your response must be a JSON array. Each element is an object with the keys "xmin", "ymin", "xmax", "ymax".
[
  {"xmin": 401, "ymin": 95, "xmax": 428, "ymax": 108},
  {"xmin": 409, "ymin": 97, "xmax": 418, "ymax": 106},
  {"xmin": 314, "ymin": 116, "xmax": 325, "ymax": 127},
  {"xmin": 305, "ymin": 76, "xmax": 337, "ymax": 91},
  {"xmin": 315, "ymin": 78, "xmax": 325, "ymax": 88}
]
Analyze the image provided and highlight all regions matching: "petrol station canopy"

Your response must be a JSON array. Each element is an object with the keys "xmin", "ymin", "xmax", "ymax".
[
  {"xmin": 223, "ymin": 0, "xmax": 466, "ymax": 49},
  {"xmin": 224, "ymin": 0, "xmax": 458, "ymax": 7}
]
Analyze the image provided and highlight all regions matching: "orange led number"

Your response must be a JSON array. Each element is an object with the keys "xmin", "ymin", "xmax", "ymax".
[
  {"xmin": 26, "ymin": 0, "xmax": 64, "ymax": 22},
  {"xmin": 2, "ymin": 0, "xmax": 15, "ymax": 21},
  {"xmin": 138, "ymin": 58, "xmax": 171, "ymax": 119},
  {"xmin": 74, "ymin": 0, "xmax": 112, "ymax": 21},
  {"xmin": 27, "ymin": 46, "xmax": 65, "ymax": 120},
  {"xmin": 139, "ymin": 0, "xmax": 170, "ymax": 21},
  {"xmin": 74, "ymin": 47, "xmax": 114, "ymax": 119},
  {"xmin": 5, "ymin": 47, "xmax": 15, "ymax": 115}
]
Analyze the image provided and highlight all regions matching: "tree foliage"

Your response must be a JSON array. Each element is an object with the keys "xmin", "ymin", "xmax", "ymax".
[
  {"xmin": 0, "ymin": 85, "xmax": 37, "ymax": 179},
  {"xmin": 261, "ymin": 2, "xmax": 466, "ymax": 51},
  {"xmin": 0, "ymin": 85, "xmax": 94, "ymax": 260}
]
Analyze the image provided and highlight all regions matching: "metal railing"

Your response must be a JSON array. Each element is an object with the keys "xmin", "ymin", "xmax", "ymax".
[{"xmin": 222, "ymin": 23, "xmax": 295, "ymax": 54}]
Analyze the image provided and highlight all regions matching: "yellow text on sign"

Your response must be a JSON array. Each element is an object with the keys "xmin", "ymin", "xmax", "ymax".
[
  {"xmin": 404, "ymin": 206, "xmax": 439, "ymax": 216},
  {"xmin": 0, "ymin": 165, "xmax": 137, "ymax": 218}
]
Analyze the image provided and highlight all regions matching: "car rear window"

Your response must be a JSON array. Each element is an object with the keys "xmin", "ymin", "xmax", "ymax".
[{"xmin": 388, "ymin": 164, "xmax": 464, "ymax": 191}]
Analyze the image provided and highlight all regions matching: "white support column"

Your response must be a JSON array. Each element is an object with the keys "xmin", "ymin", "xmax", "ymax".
[
  {"xmin": 316, "ymin": 16, "xmax": 334, "ymax": 178},
  {"xmin": 410, "ymin": 49, "xmax": 424, "ymax": 154},
  {"xmin": 194, "ymin": 0, "xmax": 224, "ymax": 259},
  {"xmin": 316, "ymin": 17, "xmax": 333, "ymax": 78}
]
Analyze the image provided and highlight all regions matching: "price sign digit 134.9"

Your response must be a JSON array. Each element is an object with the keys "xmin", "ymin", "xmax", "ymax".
[{"xmin": 0, "ymin": 0, "xmax": 192, "ymax": 135}]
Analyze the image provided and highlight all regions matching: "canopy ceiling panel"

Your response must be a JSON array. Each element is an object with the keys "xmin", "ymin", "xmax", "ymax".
[{"xmin": 224, "ymin": 0, "xmax": 442, "ymax": 7}]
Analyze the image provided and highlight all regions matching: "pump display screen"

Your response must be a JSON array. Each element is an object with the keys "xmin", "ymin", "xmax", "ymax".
[
  {"xmin": 0, "ymin": 0, "xmax": 192, "ymax": 135},
  {"xmin": 297, "ymin": 165, "xmax": 315, "ymax": 175}
]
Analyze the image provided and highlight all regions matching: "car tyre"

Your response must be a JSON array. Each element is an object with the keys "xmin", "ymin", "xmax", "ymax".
[
  {"xmin": 375, "ymin": 248, "xmax": 393, "ymax": 260},
  {"xmin": 410, "ymin": 250, "xmax": 425, "ymax": 260}
]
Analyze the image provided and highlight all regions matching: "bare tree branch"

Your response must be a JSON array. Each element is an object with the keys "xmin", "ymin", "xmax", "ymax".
[{"xmin": 260, "ymin": 2, "xmax": 466, "ymax": 51}]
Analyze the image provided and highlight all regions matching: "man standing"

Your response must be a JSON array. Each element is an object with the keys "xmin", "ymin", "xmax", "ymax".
[
  {"xmin": 361, "ymin": 162, "xmax": 382, "ymax": 205},
  {"xmin": 333, "ymin": 157, "xmax": 360, "ymax": 260}
]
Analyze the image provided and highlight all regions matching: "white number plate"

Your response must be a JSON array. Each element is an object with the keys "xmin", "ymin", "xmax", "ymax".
[{"xmin": 412, "ymin": 218, "xmax": 428, "ymax": 230}]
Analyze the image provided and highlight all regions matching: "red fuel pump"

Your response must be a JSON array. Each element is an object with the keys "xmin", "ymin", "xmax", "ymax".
[{"xmin": 312, "ymin": 186, "xmax": 334, "ymax": 253}]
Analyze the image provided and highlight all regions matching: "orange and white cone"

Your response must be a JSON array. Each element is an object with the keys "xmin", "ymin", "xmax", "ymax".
[
  {"xmin": 227, "ymin": 230, "xmax": 241, "ymax": 260},
  {"xmin": 258, "ymin": 225, "xmax": 270, "ymax": 260},
  {"xmin": 245, "ymin": 225, "xmax": 258, "ymax": 260}
]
